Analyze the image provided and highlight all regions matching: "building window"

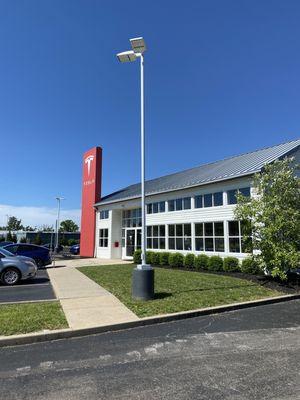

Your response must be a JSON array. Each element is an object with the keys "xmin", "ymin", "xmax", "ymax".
[
  {"xmin": 227, "ymin": 187, "xmax": 250, "ymax": 205},
  {"xmin": 204, "ymin": 194, "xmax": 212, "ymax": 208},
  {"xmin": 168, "ymin": 224, "xmax": 192, "ymax": 250},
  {"xmin": 228, "ymin": 220, "xmax": 251, "ymax": 253},
  {"xmin": 122, "ymin": 208, "xmax": 142, "ymax": 227},
  {"xmin": 99, "ymin": 229, "xmax": 109, "ymax": 247},
  {"xmin": 168, "ymin": 197, "xmax": 191, "ymax": 212},
  {"xmin": 195, "ymin": 192, "xmax": 223, "ymax": 208},
  {"xmin": 121, "ymin": 229, "xmax": 125, "ymax": 247},
  {"xmin": 147, "ymin": 225, "xmax": 165, "ymax": 249},
  {"xmin": 195, "ymin": 195, "xmax": 203, "ymax": 208},
  {"xmin": 147, "ymin": 201, "xmax": 165, "ymax": 214},
  {"xmin": 183, "ymin": 197, "xmax": 191, "ymax": 209},
  {"xmin": 194, "ymin": 222, "xmax": 224, "ymax": 252},
  {"xmin": 99, "ymin": 210, "xmax": 109, "ymax": 219},
  {"xmin": 213, "ymin": 192, "xmax": 223, "ymax": 206}
]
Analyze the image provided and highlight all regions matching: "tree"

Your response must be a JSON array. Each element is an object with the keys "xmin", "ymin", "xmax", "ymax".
[
  {"xmin": 7, "ymin": 216, "xmax": 23, "ymax": 231},
  {"xmin": 33, "ymin": 233, "xmax": 42, "ymax": 245},
  {"xmin": 23, "ymin": 225, "xmax": 36, "ymax": 232},
  {"xmin": 6, "ymin": 231, "xmax": 14, "ymax": 242},
  {"xmin": 40, "ymin": 225, "xmax": 54, "ymax": 232},
  {"xmin": 59, "ymin": 219, "xmax": 79, "ymax": 232},
  {"xmin": 235, "ymin": 158, "xmax": 300, "ymax": 280}
]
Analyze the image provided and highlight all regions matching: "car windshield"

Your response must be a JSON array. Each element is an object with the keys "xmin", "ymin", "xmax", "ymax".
[{"xmin": 0, "ymin": 248, "xmax": 15, "ymax": 257}]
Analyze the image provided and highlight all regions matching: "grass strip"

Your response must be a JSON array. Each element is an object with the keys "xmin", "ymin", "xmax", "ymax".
[
  {"xmin": 0, "ymin": 301, "xmax": 68, "ymax": 336},
  {"xmin": 79, "ymin": 264, "xmax": 281, "ymax": 318}
]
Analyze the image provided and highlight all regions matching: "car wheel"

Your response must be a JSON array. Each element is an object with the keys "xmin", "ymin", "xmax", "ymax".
[
  {"xmin": 35, "ymin": 259, "xmax": 44, "ymax": 269},
  {"xmin": 1, "ymin": 268, "xmax": 21, "ymax": 286}
]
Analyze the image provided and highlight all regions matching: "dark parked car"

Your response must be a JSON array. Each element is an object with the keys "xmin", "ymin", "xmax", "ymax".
[
  {"xmin": 3, "ymin": 244, "xmax": 52, "ymax": 268},
  {"xmin": 286, "ymin": 268, "xmax": 300, "ymax": 283},
  {"xmin": 70, "ymin": 244, "xmax": 80, "ymax": 255},
  {"xmin": 0, "ymin": 241, "xmax": 13, "ymax": 247},
  {"xmin": 43, "ymin": 243, "xmax": 63, "ymax": 253}
]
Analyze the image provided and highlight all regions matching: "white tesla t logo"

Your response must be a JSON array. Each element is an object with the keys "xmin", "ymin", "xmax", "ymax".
[{"xmin": 85, "ymin": 155, "xmax": 94, "ymax": 176}]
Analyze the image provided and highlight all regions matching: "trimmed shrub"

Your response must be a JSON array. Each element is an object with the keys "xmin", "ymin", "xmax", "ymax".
[
  {"xmin": 151, "ymin": 252, "xmax": 160, "ymax": 265},
  {"xmin": 168, "ymin": 252, "xmax": 184, "ymax": 268},
  {"xmin": 68, "ymin": 238, "xmax": 78, "ymax": 246},
  {"xmin": 133, "ymin": 249, "xmax": 142, "ymax": 264},
  {"xmin": 241, "ymin": 257, "xmax": 260, "ymax": 274},
  {"xmin": 223, "ymin": 256, "xmax": 240, "ymax": 272},
  {"xmin": 146, "ymin": 251, "xmax": 153, "ymax": 264},
  {"xmin": 208, "ymin": 255, "xmax": 224, "ymax": 271},
  {"xmin": 20, "ymin": 237, "xmax": 27, "ymax": 243},
  {"xmin": 184, "ymin": 253, "xmax": 195, "ymax": 268},
  {"xmin": 194, "ymin": 254, "xmax": 209, "ymax": 270},
  {"xmin": 159, "ymin": 252, "xmax": 170, "ymax": 266},
  {"xmin": 60, "ymin": 237, "xmax": 69, "ymax": 246}
]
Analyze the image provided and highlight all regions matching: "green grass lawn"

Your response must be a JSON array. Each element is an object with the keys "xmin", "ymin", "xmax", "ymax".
[
  {"xmin": 0, "ymin": 301, "xmax": 68, "ymax": 336},
  {"xmin": 78, "ymin": 264, "xmax": 281, "ymax": 318}
]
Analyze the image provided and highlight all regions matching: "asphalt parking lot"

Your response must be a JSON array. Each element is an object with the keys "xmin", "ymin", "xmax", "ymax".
[
  {"xmin": 1, "ymin": 300, "xmax": 300, "ymax": 400},
  {"xmin": 0, "ymin": 269, "xmax": 56, "ymax": 304}
]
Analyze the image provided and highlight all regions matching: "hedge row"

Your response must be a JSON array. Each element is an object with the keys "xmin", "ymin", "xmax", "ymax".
[{"xmin": 133, "ymin": 249, "xmax": 259, "ymax": 275}]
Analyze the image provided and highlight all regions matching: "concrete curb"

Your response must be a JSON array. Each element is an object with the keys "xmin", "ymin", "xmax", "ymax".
[{"xmin": 0, "ymin": 293, "xmax": 299, "ymax": 348}]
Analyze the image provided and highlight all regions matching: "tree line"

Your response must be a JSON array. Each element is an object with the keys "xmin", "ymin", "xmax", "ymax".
[{"xmin": 0, "ymin": 217, "xmax": 79, "ymax": 233}]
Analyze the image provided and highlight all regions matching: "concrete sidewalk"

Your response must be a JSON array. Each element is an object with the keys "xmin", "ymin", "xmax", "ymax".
[
  {"xmin": 51, "ymin": 257, "xmax": 131, "ymax": 269},
  {"xmin": 47, "ymin": 262, "xmax": 139, "ymax": 329}
]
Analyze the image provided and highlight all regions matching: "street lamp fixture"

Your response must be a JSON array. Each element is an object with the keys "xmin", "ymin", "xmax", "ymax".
[
  {"xmin": 130, "ymin": 37, "xmax": 146, "ymax": 54},
  {"xmin": 116, "ymin": 50, "xmax": 137, "ymax": 63},
  {"xmin": 55, "ymin": 197, "xmax": 64, "ymax": 253},
  {"xmin": 116, "ymin": 37, "xmax": 154, "ymax": 301}
]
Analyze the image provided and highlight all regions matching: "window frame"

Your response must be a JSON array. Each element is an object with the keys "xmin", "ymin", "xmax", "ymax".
[
  {"xmin": 147, "ymin": 225, "xmax": 166, "ymax": 250},
  {"xmin": 168, "ymin": 197, "xmax": 191, "ymax": 212},
  {"xmin": 227, "ymin": 187, "xmax": 251, "ymax": 205},
  {"xmin": 146, "ymin": 201, "xmax": 166, "ymax": 214},
  {"xmin": 99, "ymin": 210, "xmax": 109, "ymax": 220},
  {"xmin": 228, "ymin": 220, "xmax": 251, "ymax": 253},
  {"xmin": 194, "ymin": 221, "xmax": 225, "ymax": 252},
  {"xmin": 168, "ymin": 223, "xmax": 192, "ymax": 251},
  {"xmin": 99, "ymin": 228, "xmax": 109, "ymax": 248},
  {"xmin": 122, "ymin": 208, "xmax": 142, "ymax": 228}
]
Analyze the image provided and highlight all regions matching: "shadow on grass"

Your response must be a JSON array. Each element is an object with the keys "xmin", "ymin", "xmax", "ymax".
[
  {"xmin": 159, "ymin": 283, "xmax": 258, "ymax": 297},
  {"xmin": 154, "ymin": 292, "xmax": 173, "ymax": 300}
]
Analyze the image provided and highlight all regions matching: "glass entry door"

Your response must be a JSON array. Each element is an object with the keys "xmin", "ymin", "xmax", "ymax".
[
  {"xmin": 136, "ymin": 229, "xmax": 141, "ymax": 250},
  {"xmin": 125, "ymin": 228, "xmax": 141, "ymax": 257},
  {"xmin": 126, "ymin": 230, "xmax": 135, "ymax": 257}
]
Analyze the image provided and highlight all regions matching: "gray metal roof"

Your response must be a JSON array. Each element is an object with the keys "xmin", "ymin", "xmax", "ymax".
[{"xmin": 96, "ymin": 139, "xmax": 300, "ymax": 206}]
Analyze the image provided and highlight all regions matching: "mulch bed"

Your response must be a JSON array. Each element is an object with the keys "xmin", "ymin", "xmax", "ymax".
[{"xmin": 153, "ymin": 265, "xmax": 300, "ymax": 295}]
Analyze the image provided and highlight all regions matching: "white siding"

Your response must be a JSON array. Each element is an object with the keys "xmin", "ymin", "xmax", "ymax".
[
  {"xmin": 110, "ymin": 210, "xmax": 122, "ymax": 259},
  {"xmin": 96, "ymin": 210, "xmax": 111, "ymax": 259},
  {"xmin": 96, "ymin": 176, "xmax": 253, "ymax": 260}
]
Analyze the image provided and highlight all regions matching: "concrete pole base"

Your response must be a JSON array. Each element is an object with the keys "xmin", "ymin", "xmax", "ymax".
[{"xmin": 132, "ymin": 265, "xmax": 154, "ymax": 301}]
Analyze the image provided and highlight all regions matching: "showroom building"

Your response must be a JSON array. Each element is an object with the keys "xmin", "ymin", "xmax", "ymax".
[{"xmin": 80, "ymin": 139, "xmax": 299, "ymax": 260}]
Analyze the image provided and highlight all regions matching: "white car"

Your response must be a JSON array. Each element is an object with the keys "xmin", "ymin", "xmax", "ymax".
[{"xmin": 0, "ymin": 248, "xmax": 37, "ymax": 285}]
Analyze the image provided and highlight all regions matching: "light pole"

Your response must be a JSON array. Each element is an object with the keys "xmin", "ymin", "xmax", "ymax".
[
  {"xmin": 55, "ymin": 197, "xmax": 64, "ymax": 252},
  {"xmin": 117, "ymin": 37, "xmax": 154, "ymax": 300}
]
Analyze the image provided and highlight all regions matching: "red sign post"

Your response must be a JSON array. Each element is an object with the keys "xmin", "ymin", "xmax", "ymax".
[{"xmin": 80, "ymin": 147, "xmax": 102, "ymax": 257}]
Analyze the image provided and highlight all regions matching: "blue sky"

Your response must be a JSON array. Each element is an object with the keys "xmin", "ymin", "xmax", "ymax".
[{"xmin": 0, "ymin": 0, "xmax": 299, "ymax": 227}]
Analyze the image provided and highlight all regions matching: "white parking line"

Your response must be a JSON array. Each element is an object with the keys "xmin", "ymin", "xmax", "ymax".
[{"xmin": 0, "ymin": 283, "xmax": 50, "ymax": 289}]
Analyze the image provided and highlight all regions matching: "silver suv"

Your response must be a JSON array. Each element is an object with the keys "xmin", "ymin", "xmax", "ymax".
[{"xmin": 0, "ymin": 248, "xmax": 37, "ymax": 285}]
